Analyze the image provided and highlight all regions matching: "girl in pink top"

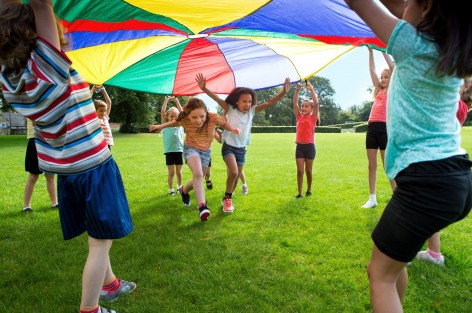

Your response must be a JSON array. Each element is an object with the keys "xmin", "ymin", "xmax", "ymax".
[
  {"xmin": 92, "ymin": 85, "xmax": 114, "ymax": 149},
  {"xmin": 362, "ymin": 47, "xmax": 397, "ymax": 209},
  {"xmin": 293, "ymin": 81, "xmax": 319, "ymax": 199}
]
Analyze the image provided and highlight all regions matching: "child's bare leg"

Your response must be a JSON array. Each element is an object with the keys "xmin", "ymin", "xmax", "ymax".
[
  {"xmin": 45, "ymin": 173, "xmax": 57, "ymax": 206},
  {"xmin": 186, "ymin": 156, "xmax": 204, "ymax": 204},
  {"xmin": 176, "ymin": 165, "xmax": 183, "ymax": 187},
  {"xmin": 81, "ymin": 237, "xmax": 113, "ymax": 308},
  {"xmin": 367, "ymin": 149, "xmax": 378, "ymax": 196},
  {"xmin": 305, "ymin": 159, "xmax": 314, "ymax": 192},
  {"xmin": 380, "ymin": 150, "xmax": 397, "ymax": 192},
  {"xmin": 367, "ymin": 244, "xmax": 407, "ymax": 313},
  {"xmin": 167, "ymin": 165, "xmax": 175, "ymax": 189},
  {"xmin": 23, "ymin": 173, "xmax": 39, "ymax": 208},
  {"xmin": 296, "ymin": 158, "xmax": 305, "ymax": 195},
  {"xmin": 231, "ymin": 165, "xmax": 244, "ymax": 193},
  {"xmin": 427, "ymin": 232, "xmax": 441, "ymax": 253},
  {"xmin": 224, "ymin": 156, "xmax": 238, "ymax": 194}
]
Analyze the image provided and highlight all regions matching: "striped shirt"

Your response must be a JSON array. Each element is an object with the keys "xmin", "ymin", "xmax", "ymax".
[
  {"xmin": 0, "ymin": 37, "xmax": 111, "ymax": 174},
  {"xmin": 177, "ymin": 112, "xmax": 223, "ymax": 151},
  {"xmin": 99, "ymin": 115, "xmax": 114, "ymax": 146}
]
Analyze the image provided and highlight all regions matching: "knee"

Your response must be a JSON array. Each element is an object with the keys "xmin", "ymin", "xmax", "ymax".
[{"xmin": 296, "ymin": 169, "xmax": 304, "ymax": 176}]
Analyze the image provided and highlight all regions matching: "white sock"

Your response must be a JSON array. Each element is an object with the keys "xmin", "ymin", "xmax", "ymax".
[
  {"xmin": 369, "ymin": 194, "xmax": 376, "ymax": 202},
  {"xmin": 169, "ymin": 188, "xmax": 174, "ymax": 193}
]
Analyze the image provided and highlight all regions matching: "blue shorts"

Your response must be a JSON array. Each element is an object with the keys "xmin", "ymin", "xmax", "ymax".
[
  {"xmin": 221, "ymin": 142, "xmax": 246, "ymax": 166},
  {"xmin": 295, "ymin": 143, "xmax": 316, "ymax": 160},
  {"xmin": 57, "ymin": 158, "xmax": 133, "ymax": 240},
  {"xmin": 183, "ymin": 145, "xmax": 211, "ymax": 168},
  {"xmin": 372, "ymin": 154, "xmax": 472, "ymax": 262}
]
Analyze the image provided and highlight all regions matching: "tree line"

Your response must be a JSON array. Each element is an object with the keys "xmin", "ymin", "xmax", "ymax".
[{"xmin": 5, "ymin": 76, "xmax": 466, "ymax": 131}]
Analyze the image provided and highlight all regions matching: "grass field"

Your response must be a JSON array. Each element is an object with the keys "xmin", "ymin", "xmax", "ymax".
[{"xmin": 1, "ymin": 131, "xmax": 471, "ymax": 313}]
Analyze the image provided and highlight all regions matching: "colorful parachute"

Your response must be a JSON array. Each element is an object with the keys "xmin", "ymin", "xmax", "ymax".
[{"xmin": 54, "ymin": 0, "xmax": 384, "ymax": 95}]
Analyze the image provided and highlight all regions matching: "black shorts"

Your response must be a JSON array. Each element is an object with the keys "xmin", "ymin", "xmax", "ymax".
[
  {"xmin": 25, "ymin": 138, "xmax": 43, "ymax": 175},
  {"xmin": 165, "ymin": 152, "xmax": 183, "ymax": 166},
  {"xmin": 372, "ymin": 154, "xmax": 472, "ymax": 262},
  {"xmin": 295, "ymin": 143, "xmax": 316, "ymax": 160},
  {"xmin": 366, "ymin": 122, "xmax": 388, "ymax": 150}
]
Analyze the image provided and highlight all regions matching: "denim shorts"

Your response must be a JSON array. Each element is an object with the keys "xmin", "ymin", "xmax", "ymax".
[
  {"xmin": 221, "ymin": 142, "xmax": 247, "ymax": 166},
  {"xmin": 183, "ymin": 145, "xmax": 212, "ymax": 168}
]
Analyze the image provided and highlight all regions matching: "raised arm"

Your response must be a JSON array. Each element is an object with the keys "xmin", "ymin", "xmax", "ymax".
[
  {"xmin": 171, "ymin": 96, "xmax": 183, "ymax": 112},
  {"xmin": 100, "ymin": 86, "xmax": 112, "ymax": 115},
  {"xmin": 29, "ymin": 0, "xmax": 60, "ymax": 49},
  {"xmin": 344, "ymin": 0, "xmax": 399, "ymax": 45},
  {"xmin": 161, "ymin": 96, "xmax": 171, "ymax": 123},
  {"xmin": 195, "ymin": 73, "xmax": 229, "ymax": 112},
  {"xmin": 255, "ymin": 77, "xmax": 291, "ymax": 113},
  {"xmin": 306, "ymin": 81, "xmax": 319, "ymax": 121},
  {"xmin": 382, "ymin": 51, "xmax": 395, "ymax": 74},
  {"xmin": 293, "ymin": 83, "xmax": 302, "ymax": 118},
  {"xmin": 368, "ymin": 47, "xmax": 380, "ymax": 87}
]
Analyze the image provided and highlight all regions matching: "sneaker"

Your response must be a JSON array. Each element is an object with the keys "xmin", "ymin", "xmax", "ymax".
[
  {"xmin": 199, "ymin": 204, "xmax": 210, "ymax": 221},
  {"xmin": 242, "ymin": 184, "xmax": 248, "ymax": 195},
  {"xmin": 100, "ymin": 279, "xmax": 136, "ymax": 302},
  {"xmin": 305, "ymin": 191, "xmax": 312, "ymax": 196},
  {"xmin": 178, "ymin": 187, "xmax": 190, "ymax": 206},
  {"xmin": 22, "ymin": 207, "xmax": 33, "ymax": 213},
  {"xmin": 206, "ymin": 180, "xmax": 213, "ymax": 190},
  {"xmin": 295, "ymin": 194, "xmax": 303, "ymax": 199},
  {"xmin": 222, "ymin": 196, "xmax": 234, "ymax": 213},
  {"xmin": 169, "ymin": 191, "xmax": 176, "ymax": 196},
  {"xmin": 416, "ymin": 250, "xmax": 445, "ymax": 266},
  {"xmin": 51, "ymin": 203, "xmax": 59, "ymax": 209},
  {"xmin": 361, "ymin": 199, "xmax": 377, "ymax": 208}
]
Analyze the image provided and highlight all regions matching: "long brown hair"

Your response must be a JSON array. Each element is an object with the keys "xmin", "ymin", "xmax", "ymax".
[{"xmin": 0, "ymin": 3, "xmax": 68, "ymax": 73}]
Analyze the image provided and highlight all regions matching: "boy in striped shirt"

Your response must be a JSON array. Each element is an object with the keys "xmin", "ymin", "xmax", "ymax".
[{"xmin": 0, "ymin": 1, "xmax": 134, "ymax": 312}]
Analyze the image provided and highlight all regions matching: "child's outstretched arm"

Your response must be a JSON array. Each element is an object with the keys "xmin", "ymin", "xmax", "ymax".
[
  {"xmin": 101, "ymin": 86, "xmax": 112, "ymax": 115},
  {"xmin": 214, "ymin": 128, "xmax": 223, "ymax": 144},
  {"xmin": 306, "ymin": 81, "xmax": 319, "ymax": 120},
  {"xmin": 148, "ymin": 120, "xmax": 178, "ymax": 133},
  {"xmin": 195, "ymin": 73, "xmax": 229, "ymax": 112},
  {"xmin": 382, "ymin": 51, "xmax": 395, "ymax": 75},
  {"xmin": 344, "ymin": 0, "xmax": 399, "ymax": 45},
  {"xmin": 161, "ymin": 96, "xmax": 171, "ymax": 123},
  {"xmin": 293, "ymin": 83, "xmax": 302, "ymax": 118},
  {"xmin": 255, "ymin": 78, "xmax": 291, "ymax": 113},
  {"xmin": 29, "ymin": 0, "xmax": 60, "ymax": 49},
  {"xmin": 368, "ymin": 47, "xmax": 380, "ymax": 87}
]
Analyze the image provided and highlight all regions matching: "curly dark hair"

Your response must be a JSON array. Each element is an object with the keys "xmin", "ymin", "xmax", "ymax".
[
  {"xmin": 225, "ymin": 87, "xmax": 257, "ymax": 109},
  {"xmin": 177, "ymin": 98, "xmax": 210, "ymax": 133},
  {"xmin": 0, "ymin": 3, "xmax": 68, "ymax": 74},
  {"xmin": 416, "ymin": 0, "xmax": 472, "ymax": 78}
]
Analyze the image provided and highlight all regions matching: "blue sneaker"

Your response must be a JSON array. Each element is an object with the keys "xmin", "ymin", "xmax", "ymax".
[
  {"xmin": 100, "ymin": 279, "xmax": 136, "ymax": 302},
  {"xmin": 199, "ymin": 204, "xmax": 210, "ymax": 221}
]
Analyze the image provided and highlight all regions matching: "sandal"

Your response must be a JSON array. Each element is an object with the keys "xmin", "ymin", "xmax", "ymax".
[{"xmin": 206, "ymin": 180, "xmax": 213, "ymax": 190}]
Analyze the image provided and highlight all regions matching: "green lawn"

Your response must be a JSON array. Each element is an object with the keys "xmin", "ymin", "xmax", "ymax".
[{"xmin": 0, "ymin": 130, "xmax": 471, "ymax": 312}]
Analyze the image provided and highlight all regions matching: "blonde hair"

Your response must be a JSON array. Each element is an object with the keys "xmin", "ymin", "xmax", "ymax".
[
  {"xmin": 166, "ymin": 107, "xmax": 179, "ymax": 119},
  {"xmin": 301, "ymin": 99, "xmax": 314, "ymax": 108},
  {"xmin": 372, "ymin": 68, "xmax": 391, "ymax": 97}
]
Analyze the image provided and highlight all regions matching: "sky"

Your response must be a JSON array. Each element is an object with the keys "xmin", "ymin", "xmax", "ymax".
[{"xmin": 198, "ymin": 47, "xmax": 390, "ymax": 112}]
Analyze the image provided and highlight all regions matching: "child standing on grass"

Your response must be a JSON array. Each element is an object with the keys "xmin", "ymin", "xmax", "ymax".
[
  {"xmin": 196, "ymin": 73, "xmax": 290, "ymax": 213},
  {"xmin": 149, "ymin": 98, "xmax": 240, "ymax": 221},
  {"xmin": 362, "ymin": 47, "xmax": 397, "ymax": 208},
  {"xmin": 92, "ymin": 85, "xmax": 114, "ymax": 149},
  {"xmin": 22, "ymin": 118, "xmax": 58, "ymax": 213},
  {"xmin": 160, "ymin": 96, "xmax": 184, "ymax": 195},
  {"xmin": 344, "ymin": 0, "xmax": 472, "ymax": 312},
  {"xmin": 292, "ymin": 81, "xmax": 319, "ymax": 199},
  {"xmin": 0, "ymin": 2, "xmax": 135, "ymax": 313}
]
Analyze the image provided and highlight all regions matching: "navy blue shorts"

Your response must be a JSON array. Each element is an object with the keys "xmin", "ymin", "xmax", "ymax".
[
  {"xmin": 165, "ymin": 152, "xmax": 183, "ymax": 166},
  {"xmin": 25, "ymin": 138, "xmax": 43, "ymax": 175},
  {"xmin": 372, "ymin": 154, "xmax": 472, "ymax": 262},
  {"xmin": 222, "ymin": 142, "xmax": 246, "ymax": 166},
  {"xmin": 295, "ymin": 143, "xmax": 316, "ymax": 160},
  {"xmin": 57, "ymin": 158, "xmax": 133, "ymax": 240},
  {"xmin": 366, "ymin": 122, "xmax": 388, "ymax": 150}
]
